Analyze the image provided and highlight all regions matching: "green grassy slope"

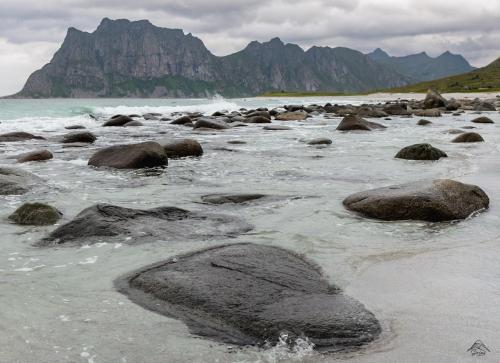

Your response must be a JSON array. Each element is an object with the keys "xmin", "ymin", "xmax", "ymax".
[{"xmin": 388, "ymin": 57, "xmax": 500, "ymax": 93}]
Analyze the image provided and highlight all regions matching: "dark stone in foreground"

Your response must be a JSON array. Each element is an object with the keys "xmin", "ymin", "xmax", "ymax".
[
  {"xmin": 88, "ymin": 142, "xmax": 168, "ymax": 169},
  {"xmin": 395, "ymin": 143, "xmax": 447, "ymax": 161},
  {"xmin": 471, "ymin": 116, "xmax": 494, "ymax": 124},
  {"xmin": 0, "ymin": 168, "xmax": 41, "ymax": 195},
  {"xmin": 0, "ymin": 132, "xmax": 45, "ymax": 142},
  {"xmin": 336, "ymin": 115, "xmax": 386, "ymax": 131},
  {"xmin": 115, "ymin": 243, "xmax": 381, "ymax": 350},
  {"xmin": 9, "ymin": 203, "xmax": 62, "ymax": 225},
  {"xmin": 16, "ymin": 149, "xmax": 53, "ymax": 163},
  {"xmin": 343, "ymin": 179, "xmax": 489, "ymax": 222},
  {"xmin": 38, "ymin": 204, "xmax": 252, "ymax": 246},
  {"xmin": 452, "ymin": 132, "xmax": 484, "ymax": 143},
  {"xmin": 158, "ymin": 138, "xmax": 203, "ymax": 158},
  {"xmin": 202, "ymin": 194, "xmax": 267, "ymax": 204}
]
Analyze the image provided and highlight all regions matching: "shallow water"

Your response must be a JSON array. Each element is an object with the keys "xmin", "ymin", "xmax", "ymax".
[{"xmin": 1, "ymin": 95, "xmax": 500, "ymax": 363}]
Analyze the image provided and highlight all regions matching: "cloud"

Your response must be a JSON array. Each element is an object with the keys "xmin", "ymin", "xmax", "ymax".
[{"xmin": 0, "ymin": 0, "xmax": 499, "ymax": 95}]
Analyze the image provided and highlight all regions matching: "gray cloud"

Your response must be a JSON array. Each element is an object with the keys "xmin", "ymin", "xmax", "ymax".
[{"xmin": 0, "ymin": 0, "xmax": 499, "ymax": 95}]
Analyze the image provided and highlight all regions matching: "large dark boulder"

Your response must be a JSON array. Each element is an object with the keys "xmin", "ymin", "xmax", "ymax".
[
  {"xmin": 115, "ymin": 243, "xmax": 381, "ymax": 350},
  {"xmin": 103, "ymin": 115, "xmax": 134, "ymax": 127},
  {"xmin": 0, "ymin": 132, "xmax": 45, "ymax": 142},
  {"xmin": 158, "ymin": 138, "xmax": 203, "ymax": 158},
  {"xmin": 452, "ymin": 132, "xmax": 484, "ymax": 143},
  {"xmin": 343, "ymin": 179, "xmax": 489, "ymax": 222},
  {"xmin": 9, "ymin": 203, "xmax": 62, "ymax": 226},
  {"xmin": 88, "ymin": 142, "xmax": 168, "ymax": 169},
  {"xmin": 336, "ymin": 115, "xmax": 386, "ymax": 131},
  {"xmin": 0, "ymin": 168, "xmax": 41, "ymax": 195},
  {"xmin": 395, "ymin": 143, "xmax": 447, "ymax": 161},
  {"xmin": 16, "ymin": 149, "xmax": 53, "ymax": 163},
  {"xmin": 38, "ymin": 204, "xmax": 252, "ymax": 246},
  {"xmin": 471, "ymin": 116, "xmax": 494, "ymax": 124},
  {"xmin": 423, "ymin": 89, "xmax": 447, "ymax": 109},
  {"xmin": 61, "ymin": 131, "xmax": 96, "ymax": 144}
]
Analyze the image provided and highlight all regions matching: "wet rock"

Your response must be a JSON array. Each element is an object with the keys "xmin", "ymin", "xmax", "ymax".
[
  {"xmin": 193, "ymin": 118, "xmax": 230, "ymax": 130},
  {"xmin": 276, "ymin": 111, "xmax": 308, "ymax": 121},
  {"xmin": 423, "ymin": 89, "xmax": 447, "ymax": 109},
  {"xmin": 471, "ymin": 116, "xmax": 494, "ymax": 124},
  {"xmin": 158, "ymin": 138, "xmax": 203, "ymax": 158},
  {"xmin": 343, "ymin": 179, "xmax": 488, "ymax": 222},
  {"xmin": 61, "ymin": 131, "xmax": 96, "ymax": 144},
  {"xmin": 17, "ymin": 149, "xmax": 53, "ymax": 163},
  {"xmin": 383, "ymin": 103, "xmax": 411, "ymax": 116},
  {"xmin": 413, "ymin": 109, "xmax": 441, "ymax": 117},
  {"xmin": 246, "ymin": 110, "xmax": 271, "ymax": 119},
  {"xmin": 395, "ymin": 143, "xmax": 447, "ymax": 161},
  {"xmin": 336, "ymin": 115, "xmax": 386, "ymax": 131},
  {"xmin": 417, "ymin": 119, "xmax": 432, "ymax": 126},
  {"xmin": 0, "ymin": 132, "xmax": 45, "ymax": 142},
  {"xmin": 115, "ymin": 243, "xmax": 381, "ymax": 350},
  {"xmin": 201, "ymin": 194, "xmax": 267, "ymax": 204},
  {"xmin": 38, "ymin": 204, "xmax": 252, "ymax": 246},
  {"xmin": 103, "ymin": 115, "xmax": 134, "ymax": 127},
  {"xmin": 357, "ymin": 107, "xmax": 388, "ymax": 118},
  {"xmin": 143, "ymin": 113, "xmax": 160, "ymax": 120},
  {"xmin": 307, "ymin": 138, "xmax": 332, "ymax": 145},
  {"xmin": 171, "ymin": 116, "xmax": 192, "ymax": 125},
  {"xmin": 9, "ymin": 203, "xmax": 62, "ymax": 226},
  {"xmin": 246, "ymin": 116, "xmax": 271, "ymax": 124},
  {"xmin": 462, "ymin": 126, "xmax": 476, "ymax": 129},
  {"xmin": 124, "ymin": 120, "xmax": 144, "ymax": 127},
  {"xmin": 452, "ymin": 132, "xmax": 484, "ymax": 143},
  {"xmin": 0, "ymin": 168, "xmax": 41, "ymax": 195},
  {"xmin": 88, "ymin": 142, "xmax": 168, "ymax": 169},
  {"xmin": 263, "ymin": 125, "xmax": 292, "ymax": 131},
  {"xmin": 227, "ymin": 140, "xmax": 246, "ymax": 145},
  {"xmin": 446, "ymin": 99, "xmax": 461, "ymax": 111},
  {"xmin": 65, "ymin": 125, "xmax": 86, "ymax": 130}
]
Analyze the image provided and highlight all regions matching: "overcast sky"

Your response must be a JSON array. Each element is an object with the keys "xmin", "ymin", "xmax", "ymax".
[{"xmin": 1, "ymin": 0, "xmax": 499, "ymax": 96}]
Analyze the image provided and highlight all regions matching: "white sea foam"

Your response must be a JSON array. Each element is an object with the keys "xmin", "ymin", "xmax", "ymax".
[{"xmin": 92, "ymin": 98, "xmax": 240, "ymax": 117}]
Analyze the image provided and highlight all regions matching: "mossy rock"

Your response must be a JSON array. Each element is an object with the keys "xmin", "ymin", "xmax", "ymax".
[{"xmin": 9, "ymin": 203, "xmax": 62, "ymax": 226}]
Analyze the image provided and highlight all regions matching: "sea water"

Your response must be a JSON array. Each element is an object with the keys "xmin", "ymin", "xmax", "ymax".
[{"xmin": 0, "ymin": 95, "xmax": 499, "ymax": 363}]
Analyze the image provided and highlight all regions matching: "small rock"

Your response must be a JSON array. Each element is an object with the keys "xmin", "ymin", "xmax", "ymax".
[
  {"xmin": 201, "ymin": 194, "xmax": 267, "ymax": 204},
  {"xmin": 395, "ymin": 143, "xmax": 447, "ymax": 161},
  {"xmin": 452, "ymin": 132, "xmax": 484, "ymax": 143},
  {"xmin": 0, "ymin": 132, "xmax": 45, "ymax": 142},
  {"xmin": 471, "ymin": 116, "xmax": 494, "ymax": 124},
  {"xmin": 417, "ymin": 119, "xmax": 432, "ymax": 126},
  {"xmin": 17, "ymin": 149, "xmax": 53, "ymax": 163},
  {"xmin": 61, "ymin": 131, "xmax": 96, "ymax": 144},
  {"xmin": 9, "ymin": 203, "xmax": 62, "ymax": 226},
  {"xmin": 336, "ymin": 115, "xmax": 386, "ymax": 131}
]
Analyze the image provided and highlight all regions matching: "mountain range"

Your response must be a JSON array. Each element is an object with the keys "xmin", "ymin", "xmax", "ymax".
[{"xmin": 12, "ymin": 18, "xmax": 475, "ymax": 98}]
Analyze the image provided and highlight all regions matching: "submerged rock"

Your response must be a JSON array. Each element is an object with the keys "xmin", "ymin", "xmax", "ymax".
[
  {"xmin": 0, "ymin": 168, "xmax": 41, "ymax": 195},
  {"xmin": 0, "ymin": 132, "xmax": 45, "ymax": 142},
  {"xmin": 201, "ymin": 194, "xmax": 267, "ymax": 204},
  {"xmin": 413, "ymin": 109, "xmax": 441, "ymax": 117},
  {"xmin": 158, "ymin": 138, "xmax": 203, "ymax": 158},
  {"xmin": 263, "ymin": 125, "xmax": 292, "ymax": 131},
  {"xmin": 115, "ymin": 243, "xmax": 381, "ymax": 350},
  {"xmin": 16, "ymin": 149, "xmax": 53, "ymax": 163},
  {"xmin": 343, "ymin": 179, "xmax": 489, "ymax": 222},
  {"xmin": 61, "ymin": 131, "xmax": 96, "ymax": 144},
  {"xmin": 471, "ymin": 116, "xmax": 494, "ymax": 124},
  {"xmin": 65, "ymin": 125, "xmax": 86, "ymax": 130},
  {"xmin": 307, "ymin": 138, "xmax": 333, "ymax": 145},
  {"xmin": 123, "ymin": 120, "xmax": 144, "ymax": 127},
  {"xmin": 336, "ymin": 115, "xmax": 386, "ymax": 131},
  {"xmin": 417, "ymin": 119, "xmax": 432, "ymax": 126},
  {"xmin": 88, "ymin": 142, "xmax": 168, "ymax": 169},
  {"xmin": 395, "ymin": 143, "xmax": 447, "ymax": 161},
  {"xmin": 452, "ymin": 132, "xmax": 484, "ymax": 143},
  {"xmin": 38, "ymin": 204, "xmax": 253, "ymax": 246},
  {"xmin": 9, "ymin": 203, "xmax": 62, "ymax": 226}
]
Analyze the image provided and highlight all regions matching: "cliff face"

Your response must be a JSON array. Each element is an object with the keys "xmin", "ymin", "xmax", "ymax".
[{"xmin": 14, "ymin": 18, "xmax": 468, "ymax": 98}]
